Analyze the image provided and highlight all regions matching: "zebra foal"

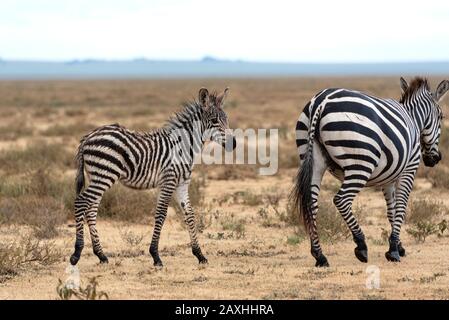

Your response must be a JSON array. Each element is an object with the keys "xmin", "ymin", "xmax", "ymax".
[
  {"xmin": 292, "ymin": 77, "xmax": 449, "ymax": 267},
  {"xmin": 70, "ymin": 87, "xmax": 236, "ymax": 267}
]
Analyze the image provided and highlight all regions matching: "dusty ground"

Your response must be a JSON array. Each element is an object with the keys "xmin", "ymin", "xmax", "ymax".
[{"xmin": 1, "ymin": 77, "xmax": 449, "ymax": 300}]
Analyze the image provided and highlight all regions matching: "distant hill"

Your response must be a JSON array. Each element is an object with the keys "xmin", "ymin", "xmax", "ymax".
[{"xmin": 1, "ymin": 58, "xmax": 449, "ymax": 79}]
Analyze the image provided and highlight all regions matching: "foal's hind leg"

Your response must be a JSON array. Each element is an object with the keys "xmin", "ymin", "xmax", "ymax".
[
  {"xmin": 70, "ymin": 179, "xmax": 114, "ymax": 265},
  {"xmin": 149, "ymin": 177, "xmax": 176, "ymax": 267},
  {"xmin": 333, "ymin": 173, "xmax": 369, "ymax": 263}
]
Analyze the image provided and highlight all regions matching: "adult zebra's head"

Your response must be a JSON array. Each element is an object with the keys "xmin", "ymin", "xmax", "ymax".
[
  {"xmin": 400, "ymin": 77, "xmax": 449, "ymax": 167},
  {"xmin": 198, "ymin": 87, "xmax": 237, "ymax": 152}
]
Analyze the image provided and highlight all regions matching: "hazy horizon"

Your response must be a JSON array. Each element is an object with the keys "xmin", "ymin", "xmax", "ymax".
[{"xmin": 1, "ymin": 0, "xmax": 449, "ymax": 63}]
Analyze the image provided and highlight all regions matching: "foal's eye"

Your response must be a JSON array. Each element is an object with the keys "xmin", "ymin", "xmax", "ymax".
[{"xmin": 211, "ymin": 118, "xmax": 219, "ymax": 124}]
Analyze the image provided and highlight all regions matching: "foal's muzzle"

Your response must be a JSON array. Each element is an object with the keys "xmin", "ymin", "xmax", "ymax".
[
  {"xmin": 423, "ymin": 151, "xmax": 442, "ymax": 167},
  {"xmin": 224, "ymin": 135, "xmax": 237, "ymax": 152}
]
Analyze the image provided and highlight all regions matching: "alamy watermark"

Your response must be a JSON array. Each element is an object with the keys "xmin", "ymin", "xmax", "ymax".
[{"xmin": 169, "ymin": 124, "xmax": 279, "ymax": 176}]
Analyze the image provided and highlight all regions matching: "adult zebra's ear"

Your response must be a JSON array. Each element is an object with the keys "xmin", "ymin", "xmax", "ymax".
[
  {"xmin": 217, "ymin": 87, "xmax": 230, "ymax": 108},
  {"xmin": 198, "ymin": 88, "xmax": 210, "ymax": 108},
  {"xmin": 434, "ymin": 80, "xmax": 449, "ymax": 102},
  {"xmin": 400, "ymin": 77, "xmax": 409, "ymax": 93}
]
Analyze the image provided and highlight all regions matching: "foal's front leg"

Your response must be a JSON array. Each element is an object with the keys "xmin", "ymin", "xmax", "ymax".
[
  {"xmin": 149, "ymin": 179, "xmax": 176, "ymax": 267},
  {"xmin": 174, "ymin": 182, "xmax": 208, "ymax": 264}
]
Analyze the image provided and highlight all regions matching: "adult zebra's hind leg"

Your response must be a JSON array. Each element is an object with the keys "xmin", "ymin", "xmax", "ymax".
[
  {"xmin": 333, "ymin": 174, "xmax": 369, "ymax": 263},
  {"xmin": 70, "ymin": 195, "xmax": 87, "ymax": 265},
  {"xmin": 174, "ymin": 182, "xmax": 207, "ymax": 264},
  {"xmin": 382, "ymin": 184, "xmax": 406, "ymax": 257},
  {"xmin": 385, "ymin": 171, "xmax": 416, "ymax": 262},
  {"xmin": 296, "ymin": 145, "xmax": 329, "ymax": 267}
]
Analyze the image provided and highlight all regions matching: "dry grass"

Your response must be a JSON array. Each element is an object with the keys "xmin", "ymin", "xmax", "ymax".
[
  {"xmin": 0, "ymin": 77, "xmax": 449, "ymax": 299},
  {"xmin": 0, "ymin": 236, "xmax": 61, "ymax": 282}
]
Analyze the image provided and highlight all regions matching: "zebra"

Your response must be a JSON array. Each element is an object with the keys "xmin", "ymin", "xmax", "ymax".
[
  {"xmin": 70, "ymin": 87, "xmax": 236, "ymax": 267},
  {"xmin": 292, "ymin": 77, "xmax": 449, "ymax": 267}
]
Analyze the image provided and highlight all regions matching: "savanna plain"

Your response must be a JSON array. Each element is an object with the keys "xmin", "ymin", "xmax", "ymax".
[{"xmin": 1, "ymin": 77, "xmax": 449, "ymax": 300}]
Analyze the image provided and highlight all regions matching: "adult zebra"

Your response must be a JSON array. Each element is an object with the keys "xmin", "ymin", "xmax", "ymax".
[
  {"xmin": 292, "ymin": 77, "xmax": 449, "ymax": 267},
  {"xmin": 70, "ymin": 87, "xmax": 236, "ymax": 267}
]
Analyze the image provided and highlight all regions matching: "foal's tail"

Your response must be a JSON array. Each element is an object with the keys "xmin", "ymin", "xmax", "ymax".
[{"xmin": 290, "ymin": 104, "xmax": 324, "ymax": 234}]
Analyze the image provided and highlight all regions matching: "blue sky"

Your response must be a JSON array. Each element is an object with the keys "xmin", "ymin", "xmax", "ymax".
[{"xmin": 1, "ymin": 0, "xmax": 449, "ymax": 62}]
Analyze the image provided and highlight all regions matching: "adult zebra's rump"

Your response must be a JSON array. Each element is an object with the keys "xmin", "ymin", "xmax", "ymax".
[
  {"xmin": 70, "ymin": 88, "xmax": 236, "ymax": 267},
  {"xmin": 292, "ymin": 77, "xmax": 449, "ymax": 267}
]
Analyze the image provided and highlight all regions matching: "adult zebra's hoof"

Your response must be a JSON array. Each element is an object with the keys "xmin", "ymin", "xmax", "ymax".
[
  {"xmin": 385, "ymin": 251, "xmax": 401, "ymax": 262},
  {"xmin": 69, "ymin": 255, "xmax": 80, "ymax": 266},
  {"xmin": 315, "ymin": 254, "xmax": 330, "ymax": 267},
  {"xmin": 398, "ymin": 243, "xmax": 406, "ymax": 257},
  {"xmin": 354, "ymin": 248, "xmax": 368, "ymax": 263}
]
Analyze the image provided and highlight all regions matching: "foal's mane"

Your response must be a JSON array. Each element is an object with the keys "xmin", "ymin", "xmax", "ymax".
[
  {"xmin": 163, "ymin": 91, "xmax": 221, "ymax": 131},
  {"xmin": 400, "ymin": 77, "xmax": 430, "ymax": 104}
]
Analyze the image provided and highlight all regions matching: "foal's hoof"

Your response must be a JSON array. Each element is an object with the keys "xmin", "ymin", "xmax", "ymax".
[
  {"xmin": 199, "ymin": 257, "xmax": 208, "ymax": 264},
  {"xmin": 385, "ymin": 251, "xmax": 401, "ymax": 262},
  {"xmin": 354, "ymin": 248, "xmax": 368, "ymax": 263},
  {"xmin": 98, "ymin": 254, "xmax": 109, "ymax": 264},
  {"xmin": 398, "ymin": 243, "xmax": 406, "ymax": 257},
  {"xmin": 153, "ymin": 260, "xmax": 164, "ymax": 268},
  {"xmin": 315, "ymin": 254, "xmax": 330, "ymax": 267},
  {"xmin": 69, "ymin": 255, "xmax": 80, "ymax": 266}
]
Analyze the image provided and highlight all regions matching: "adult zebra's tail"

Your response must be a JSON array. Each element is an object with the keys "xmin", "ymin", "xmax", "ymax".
[
  {"xmin": 290, "ymin": 104, "xmax": 323, "ymax": 234},
  {"xmin": 75, "ymin": 138, "xmax": 86, "ymax": 196}
]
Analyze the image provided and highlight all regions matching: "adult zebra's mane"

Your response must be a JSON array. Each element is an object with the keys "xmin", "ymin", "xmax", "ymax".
[{"xmin": 400, "ymin": 77, "xmax": 430, "ymax": 104}]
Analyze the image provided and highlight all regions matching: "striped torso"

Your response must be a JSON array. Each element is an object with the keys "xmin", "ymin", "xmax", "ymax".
[
  {"xmin": 296, "ymin": 88, "xmax": 420, "ymax": 187},
  {"xmin": 80, "ymin": 123, "xmax": 193, "ymax": 190}
]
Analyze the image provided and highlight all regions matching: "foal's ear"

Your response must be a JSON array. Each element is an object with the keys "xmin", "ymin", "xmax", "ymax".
[
  {"xmin": 217, "ymin": 87, "xmax": 230, "ymax": 107},
  {"xmin": 434, "ymin": 80, "xmax": 449, "ymax": 102},
  {"xmin": 400, "ymin": 77, "xmax": 409, "ymax": 93},
  {"xmin": 198, "ymin": 88, "xmax": 210, "ymax": 108}
]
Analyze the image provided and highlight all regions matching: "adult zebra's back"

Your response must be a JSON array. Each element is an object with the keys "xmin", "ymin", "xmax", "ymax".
[
  {"xmin": 70, "ymin": 87, "xmax": 236, "ymax": 267},
  {"xmin": 292, "ymin": 77, "xmax": 449, "ymax": 267}
]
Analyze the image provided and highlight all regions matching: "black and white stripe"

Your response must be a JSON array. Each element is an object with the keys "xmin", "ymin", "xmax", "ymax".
[
  {"xmin": 70, "ymin": 87, "xmax": 236, "ymax": 267},
  {"xmin": 291, "ymin": 77, "xmax": 448, "ymax": 267}
]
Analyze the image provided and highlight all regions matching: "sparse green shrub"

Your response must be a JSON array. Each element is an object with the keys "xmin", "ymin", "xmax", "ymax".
[
  {"xmin": 427, "ymin": 167, "xmax": 449, "ymax": 189},
  {"xmin": 234, "ymin": 191, "xmax": 264, "ymax": 206},
  {"xmin": 98, "ymin": 185, "xmax": 157, "ymax": 222},
  {"xmin": 220, "ymin": 214, "xmax": 246, "ymax": 239},
  {"xmin": 0, "ymin": 237, "xmax": 61, "ymax": 280},
  {"xmin": 406, "ymin": 199, "xmax": 448, "ymax": 242},
  {"xmin": 0, "ymin": 142, "xmax": 73, "ymax": 173},
  {"xmin": 119, "ymin": 229, "xmax": 144, "ymax": 248},
  {"xmin": 0, "ymin": 120, "xmax": 33, "ymax": 140},
  {"xmin": 57, "ymin": 276, "xmax": 109, "ymax": 300},
  {"xmin": 316, "ymin": 198, "xmax": 351, "ymax": 243},
  {"xmin": 286, "ymin": 234, "xmax": 304, "ymax": 245},
  {"xmin": 407, "ymin": 199, "xmax": 446, "ymax": 224},
  {"xmin": 407, "ymin": 221, "xmax": 438, "ymax": 242}
]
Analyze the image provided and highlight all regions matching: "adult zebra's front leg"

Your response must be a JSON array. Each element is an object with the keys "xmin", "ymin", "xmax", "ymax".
[
  {"xmin": 174, "ymin": 182, "xmax": 208, "ymax": 264},
  {"xmin": 149, "ymin": 177, "xmax": 177, "ymax": 267},
  {"xmin": 333, "ymin": 174, "xmax": 369, "ymax": 263}
]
